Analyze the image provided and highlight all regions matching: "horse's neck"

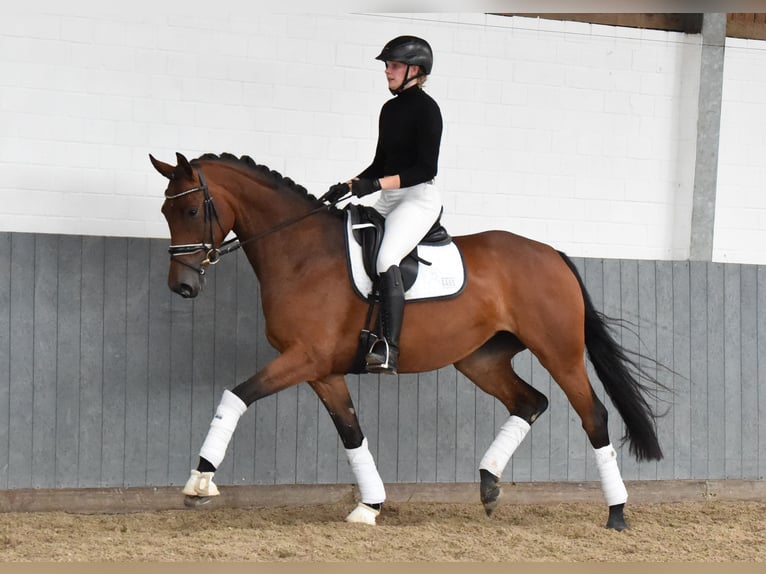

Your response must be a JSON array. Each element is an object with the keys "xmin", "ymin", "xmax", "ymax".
[{"xmin": 230, "ymin": 184, "xmax": 342, "ymax": 283}]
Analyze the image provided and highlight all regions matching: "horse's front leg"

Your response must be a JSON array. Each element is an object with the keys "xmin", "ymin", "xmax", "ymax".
[
  {"xmin": 182, "ymin": 346, "xmax": 326, "ymax": 507},
  {"xmin": 309, "ymin": 376, "xmax": 386, "ymax": 526}
]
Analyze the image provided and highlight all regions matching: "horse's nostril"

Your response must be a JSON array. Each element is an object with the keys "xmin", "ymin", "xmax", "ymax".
[{"xmin": 178, "ymin": 283, "xmax": 196, "ymax": 298}]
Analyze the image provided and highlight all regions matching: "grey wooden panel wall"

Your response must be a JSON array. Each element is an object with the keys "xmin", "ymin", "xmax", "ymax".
[{"xmin": 0, "ymin": 231, "xmax": 764, "ymax": 490}]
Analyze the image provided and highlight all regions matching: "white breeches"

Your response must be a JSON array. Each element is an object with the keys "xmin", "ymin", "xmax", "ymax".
[{"xmin": 373, "ymin": 182, "xmax": 442, "ymax": 274}]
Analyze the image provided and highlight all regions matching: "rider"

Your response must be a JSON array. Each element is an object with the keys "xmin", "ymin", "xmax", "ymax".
[{"xmin": 325, "ymin": 35, "xmax": 443, "ymax": 375}]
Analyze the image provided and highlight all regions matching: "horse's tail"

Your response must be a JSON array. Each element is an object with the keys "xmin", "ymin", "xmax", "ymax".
[{"xmin": 558, "ymin": 251, "xmax": 664, "ymax": 461}]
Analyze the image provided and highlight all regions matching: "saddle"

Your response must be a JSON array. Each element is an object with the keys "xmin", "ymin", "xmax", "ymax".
[{"xmin": 345, "ymin": 204, "xmax": 452, "ymax": 293}]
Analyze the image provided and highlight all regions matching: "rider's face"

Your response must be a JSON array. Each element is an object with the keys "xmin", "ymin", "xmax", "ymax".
[{"xmin": 385, "ymin": 61, "xmax": 419, "ymax": 91}]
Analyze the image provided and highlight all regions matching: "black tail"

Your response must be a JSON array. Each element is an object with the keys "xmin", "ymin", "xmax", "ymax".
[{"xmin": 558, "ymin": 251, "xmax": 665, "ymax": 461}]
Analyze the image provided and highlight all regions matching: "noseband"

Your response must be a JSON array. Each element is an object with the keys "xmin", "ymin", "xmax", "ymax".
[{"xmin": 165, "ymin": 166, "xmax": 331, "ymax": 276}]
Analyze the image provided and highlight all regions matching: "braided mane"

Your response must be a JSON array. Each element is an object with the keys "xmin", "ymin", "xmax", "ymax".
[{"xmin": 192, "ymin": 152, "xmax": 342, "ymax": 216}]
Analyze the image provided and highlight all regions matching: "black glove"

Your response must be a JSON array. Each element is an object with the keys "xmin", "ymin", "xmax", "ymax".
[
  {"xmin": 351, "ymin": 178, "xmax": 381, "ymax": 197},
  {"xmin": 322, "ymin": 182, "xmax": 349, "ymax": 204}
]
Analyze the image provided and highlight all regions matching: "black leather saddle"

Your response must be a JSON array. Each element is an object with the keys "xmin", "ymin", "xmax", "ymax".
[{"xmin": 345, "ymin": 204, "xmax": 451, "ymax": 294}]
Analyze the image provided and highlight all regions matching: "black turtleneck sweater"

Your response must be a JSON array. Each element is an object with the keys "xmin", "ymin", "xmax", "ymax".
[{"xmin": 357, "ymin": 86, "xmax": 443, "ymax": 189}]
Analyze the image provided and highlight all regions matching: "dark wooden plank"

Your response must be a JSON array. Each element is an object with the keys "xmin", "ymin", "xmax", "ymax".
[
  {"xmin": 416, "ymin": 370, "xmax": 438, "ymax": 482},
  {"xmin": 637, "ymin": 259, "xmax": 659, "ymax": 481},
  {"xmin": 739, "ymin": 265, "xmax": 758, "ymax": 478},
  {"xmin": 396, "ymin": 373, "xmax": 418, "ymax": 482},
  {"xmin": 10, "ymin": 234, "xmax": 35, "ymax": 488},
  {"xmin": 672, "ymin": 261, "xmax": 691, "ymax": 479},
  {"xmin": 124, "ymin": 238, "xmax": 150, "ymax": 487},
  {"xmin": 706, "ymin": 263, "xmax": 726, "ymax": 479},
  {"xmin": 55, "ymin": 236, "xmax": 82, "ymax": 488},
  {"xmin": 32, "ymin": 235, "xmax": 58, "ymax": 488},
  {"xmin": 723, "ymin": 265, "xmax": 742, "ymax": 478},
  {"xmin": 146, "ymin": 238, "xmax": 172, "ymax": 486},
  {"xmin": 78, "ymin": 236, "xmax": 104, "ymax": 487},
  {"xmin": 654, "ymin": 261, "xmax": 675, "ymax": 480},
  {"xmin": 0, "ymin": 233, "xmax": 11, "ymax": 489},
  {"xmin": 436, "ymin": 366, "xmax": 457, "ymax": 482},
  {"xmin": 689, "ymin": 261, "xmax": 709, "ymax": 479},
  {"xmin": 101, "ymin": 237, "xmax": 128, "ymax": 486}
]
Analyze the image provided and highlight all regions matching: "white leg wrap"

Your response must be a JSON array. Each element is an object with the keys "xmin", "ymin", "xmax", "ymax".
[
  {"xmin": 344, "ymin": 437, "xmax": 386, "ymax": 505},
  {"xmin": 479, "ymin": 415, "xmax": 531, "ymax": 478},
  {"xmin": 198, "ymin": 389, "xmax": 247, "ymax": 468},
  {"xmin": 593, "ymin": 444, "xmax": 628, "ymax": 506}
]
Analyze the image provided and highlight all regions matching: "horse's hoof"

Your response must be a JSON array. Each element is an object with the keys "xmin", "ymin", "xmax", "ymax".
[
  {"xmin": 480, "ymin": 469, "xmax": 502, "ymax": 516},
  {"xmin": 345, "ymin": 502, "xmax": 380, "ymax": 526},
  {"xmin": 606, "ymin": 503, "xmax": 629, "ymax": 531},
  {"xmin": 184, "ymin": 495, "xmax": 213, "ymax": 509}
]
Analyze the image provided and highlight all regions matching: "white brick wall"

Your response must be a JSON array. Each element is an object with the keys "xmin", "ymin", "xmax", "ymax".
[
  {"xmin": 0, "ymin": 10, "xmax": 762, "ymax": 263},
  {"xmin": 715, "ymin": 37, "xmax": 766, "ymax": 264}
]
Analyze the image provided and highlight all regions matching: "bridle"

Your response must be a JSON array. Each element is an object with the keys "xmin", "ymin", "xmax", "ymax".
[
  {"xmin": 164, "ymin": 168, "xmax": 228, "ymax": 276},
  {"xmin": 164, "ymin": 166, "xmax": 331, "ymax": 276}
]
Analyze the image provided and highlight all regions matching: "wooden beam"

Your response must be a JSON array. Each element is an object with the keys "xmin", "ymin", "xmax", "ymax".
[{"xmin": 495, "ymin": 13, "xmax": 703, "ymax": 33}]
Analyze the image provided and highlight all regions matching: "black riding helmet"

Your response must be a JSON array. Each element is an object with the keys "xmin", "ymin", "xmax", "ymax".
[{"xmin": 375, "ymin": 35, "xmax": 433, "ymax": 93}]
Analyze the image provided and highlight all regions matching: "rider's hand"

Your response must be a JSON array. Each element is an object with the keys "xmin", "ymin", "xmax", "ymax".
[
  {"xmin": 351, "ymin": 178, "xmax": 382, "ymax": 197},
  {"xmin": 323, "ymin": 182, "xmax": 350, "ymax": 204}
]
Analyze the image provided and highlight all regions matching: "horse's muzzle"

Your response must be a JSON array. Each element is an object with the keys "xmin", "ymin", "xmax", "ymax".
[
  {"xmin": 173, "ymin": 282, "xmax": 199, "ymax": 298},
  {"xmin": 169, "ymin": 271, "xmax": 203, "ymax": 298}
]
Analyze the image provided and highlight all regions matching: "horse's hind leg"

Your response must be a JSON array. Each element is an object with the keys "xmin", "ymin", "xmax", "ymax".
[
  {"xmin": 548, "ymin": 362, "xmax": 629, "ymax": 530},
  {"xmin": 308, "ymin": 375, "xmax": 385, "ymax": 526},
  {"xmin": 532, "ymin": 341, "xmax": 629, "ymax": 531},
  {"xmin": 454, "ymin": 333, "xmax": 549, "ymax": 516}
]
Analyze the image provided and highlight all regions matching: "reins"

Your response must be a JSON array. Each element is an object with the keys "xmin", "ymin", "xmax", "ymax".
[{"xmin": 165, "ymin": 166, "xmax": 344, "ymax": 275}]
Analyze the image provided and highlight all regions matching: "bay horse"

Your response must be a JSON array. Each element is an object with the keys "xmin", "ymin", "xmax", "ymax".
[{"xmin": 150, "ymin": 152, "xmax": 664, "ymax": 531}]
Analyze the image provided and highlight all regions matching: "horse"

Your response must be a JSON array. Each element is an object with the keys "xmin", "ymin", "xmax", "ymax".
[{"xmin": 150, "ymin": 151, "xmax": 665, "ymax": 531}]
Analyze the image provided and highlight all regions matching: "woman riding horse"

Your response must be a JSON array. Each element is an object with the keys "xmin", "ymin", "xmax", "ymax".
[{"xmin": 325, "ymin": 35, "xmax": 443, "ymax": 375}]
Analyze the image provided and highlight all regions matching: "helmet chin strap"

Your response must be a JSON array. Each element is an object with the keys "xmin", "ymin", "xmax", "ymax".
[{"xmin": 390, "ymin": 64, "xmax": 426, "ymax": 95}]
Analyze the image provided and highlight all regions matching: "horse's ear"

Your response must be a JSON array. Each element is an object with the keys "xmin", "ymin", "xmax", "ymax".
[
  {"xmin": 176, "ymin": 152, "xmax": 194, "ymax": 180},
  {"xmin": 149, "ymin": 154, "xmax": 176, "ymax": 180}
]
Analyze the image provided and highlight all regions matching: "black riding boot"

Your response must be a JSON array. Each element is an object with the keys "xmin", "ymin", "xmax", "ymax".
[{"xmin": 366, "ymin": 265, "xmax": 404, "ymax": 375}]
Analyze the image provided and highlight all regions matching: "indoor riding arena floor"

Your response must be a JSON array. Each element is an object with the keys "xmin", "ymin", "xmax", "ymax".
[{"xmin": 1, "ymin": 483, "xmax": 765, "ymax": 562}]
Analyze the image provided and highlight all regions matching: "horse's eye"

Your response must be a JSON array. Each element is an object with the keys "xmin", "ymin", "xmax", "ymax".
[{"xmin": 189, "ymin": 207, "xmax": 199, "ymax": 217}]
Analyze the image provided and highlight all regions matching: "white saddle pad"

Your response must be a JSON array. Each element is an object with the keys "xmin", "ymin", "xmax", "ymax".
[{"xmin": 345, "ymin": 216, "xmax": 466, "ymax": 301}]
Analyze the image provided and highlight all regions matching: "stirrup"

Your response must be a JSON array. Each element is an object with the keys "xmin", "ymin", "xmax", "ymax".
[{"xmin": 365, "ymin": 338, "xmax": 398, "ymax": 374}]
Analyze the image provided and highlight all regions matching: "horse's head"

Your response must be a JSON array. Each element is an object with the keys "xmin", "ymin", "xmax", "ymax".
[{"xmin": 150, "ymin": 152, "xmax": 234, "ymax": 298}]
